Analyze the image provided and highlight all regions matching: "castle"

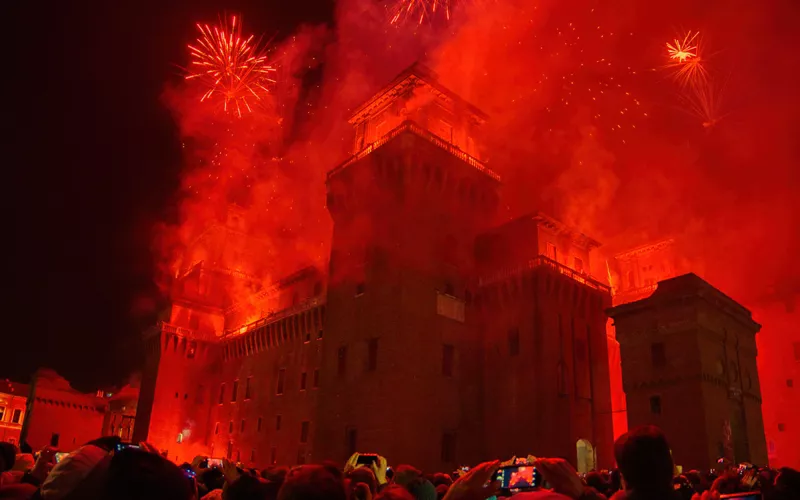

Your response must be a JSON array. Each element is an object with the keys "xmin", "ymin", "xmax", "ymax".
[{"xmin": 131, "ymin": 64, "xmax": 772, "ymax": 471}]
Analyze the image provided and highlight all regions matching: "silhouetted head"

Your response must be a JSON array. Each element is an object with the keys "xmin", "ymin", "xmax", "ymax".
[
  {"xmin": 392, "ymin": 465, "xmax": 422, "ymax": 488},
  {"xmin": 376, "ymin": 484, "xmax": 414, "ymax": 500},
  {"xmin": 101, "ymin": 448, "xmax": 195, "ymax": 500},
  {"xmin": 0, "ymin": 443, "xmax": 16, "ymax": 472},
  {"xmin": 200, "ymin": 467, "xmax": 225, "ymax": 492},
  {"xmin": 223, "ymin": 474, "xmax": 275, "ymax": 500},
  {"xmin": 348, "ymin": 466, "xmax": 378, "ymax": 496},
  {"xmin": 406, "ymin": 477, "xmax": 437, "ymax": 500},
  {"xmin": 614, "ymin": 425, "xmax": 674, "ymax": 494},
  {"xmin": 262, "ymin": 465, "xmax": 290, "ymax": 484},
  {"xmin": 277, "ymin": 465, "xmax": 346, "ymax": 500}
]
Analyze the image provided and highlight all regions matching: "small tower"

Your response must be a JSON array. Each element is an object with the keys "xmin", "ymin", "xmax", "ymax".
[
  {"xmin": 607, "ymin": 273, "xmax": 768, "ymax": 469},
  {"xmin": 315, "ymin": 63, "xmax": 499, "ymax": 470}
]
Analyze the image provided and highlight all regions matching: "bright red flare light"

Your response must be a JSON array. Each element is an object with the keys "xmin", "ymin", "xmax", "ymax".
[{"xmin": 186, "ymin": 15, "xmax": 276, "ymax": 117}]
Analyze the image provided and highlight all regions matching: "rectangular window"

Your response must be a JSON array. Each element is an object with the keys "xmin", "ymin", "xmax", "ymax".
[
  {"xmin": 228, "ymin": 421, "xmax": 233, "ymax": 433},
  {"xmin": 300, "ymin": 372, "xmax": 307, "ymax": 391},
  {"xmin": 245, "ymin": 377, "xmax": 253, "ymax": 400},
  {"xmin": 241, "ymin": 419, "xmax": 246, "ymax": 432},
  {"xmin": 346, "ymin": 428, "xmax": 357, "ymax": 457},
  {"xmin": 355, "ymin": 282, "xmax": 366, "ymax": 297},
  {"xmin": 441, "ymin": 432, "xmax": 456, "ymax": 463},
  {"xmin": 317, "ymin": 329, "xmax": 324, "ymax": 340},
  {"xmin": 650, "ymin": 395, "xmax": 662, "ymax": 415},
  {"xmin": 0, "ymin": 407, "xmax": 5, "ymax": 421},
  {"xmin": 442, "ymin": 344, "xmax": 455, "ymax": 377},
  {"xmin": 794, "ymin": 342, "xmax": 800, "ymax": 361},
  {"xmin": 214, "ymin": 422, "xmax": 219, "ymax": 435},
  {"xmin": 508, "ymin": 328, "xmax": 520, "ymax": 357},
  {"xmin": 250, "ymin": 449, "xmax": 256, "ymax": 462},
  {"xmin": 788, "ymin": 379, "xmax": 794, "ymax": 388},
  {"xmin": 313, "ymin": 369, "xmax": 320, "ymax": 389},
  {"xmin": 257, "ymin": 417, "xmax": 263, "ymax": 432},
  {"xmin": 368, "ymin": 338, "xmax": 379, "ymax": 371},
  {"xmin": 231, "ymin": 380, "xmax": 239, "ymax": 402},
  {"xmin": 276, "ymin": 415, "xmax": 282, "ymax": 431},
  {"xmin": 574, "ymin": 257, "xmax": 584, "ymax": 273},
  {"xmin": 218, "ymin": 384, "xmax": 225, "ymax": 404},
  {"xmin": 338, "ymin": 346, "xmax": 348, "ymax": 376},
  {"xmin": 778, "ymin": 423, "xmax": 786, "ymax": 432},
  {"xmin": 277, "ymin": 369, "xmax": 286, "ymax": 395},
  {"xmin": 300, "ymin": 421, "xmax": 310, "ymax": 443},
  {"xmin": 651, "ymin": 343, "xmax": 667, "ymax": 367},
  {"xmin": 270, "ymin": 448, "xmax": 277, "ymax": 464}
]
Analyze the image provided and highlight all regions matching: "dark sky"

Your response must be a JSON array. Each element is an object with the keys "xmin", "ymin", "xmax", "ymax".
[{"xmin": 8, "ymin": 1, "xmax": 335, "ymax": 391}]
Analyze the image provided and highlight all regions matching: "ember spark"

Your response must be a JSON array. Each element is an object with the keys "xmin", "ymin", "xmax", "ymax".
[
  {"xmin": 186, "ymin": 15, "xmax": 276, "ymax": 117},
  {"xmin": 390, "ymin": 0, "xmax": 452, "ymax": 25}
]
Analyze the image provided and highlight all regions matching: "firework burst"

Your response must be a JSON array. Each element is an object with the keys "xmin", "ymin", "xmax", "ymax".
[
  {"xmin": 186, "ymin": 15, "xmax": 276, "ymax": 117},
  {"xmin": 665, "ymin": 31, "xmax": 707, "ymax": 88},
  {"xmin": 666, "ymin": 31, "xmax": 699, "ymax": 63},
  {"xmin": 664, "ymin": 31, "xmax": 721, "ymax": 128},
  {"xmin": 390, "ymin": 0, "xmax": 452, "ymax": 26}
]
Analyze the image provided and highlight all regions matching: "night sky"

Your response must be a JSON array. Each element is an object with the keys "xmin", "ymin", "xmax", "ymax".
[{"xmin": 8, "ymin": 1, "xmax": 335, "ymax": 391}]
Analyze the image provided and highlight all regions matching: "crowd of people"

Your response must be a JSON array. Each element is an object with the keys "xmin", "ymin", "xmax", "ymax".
[{"xmin": 0, "ymin": 425, "xmax": 797, "ymax": 500}]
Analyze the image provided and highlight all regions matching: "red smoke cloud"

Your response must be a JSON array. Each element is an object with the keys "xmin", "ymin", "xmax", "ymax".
[{"xmin": 154, "ymin": 0, "xmax": 798, "ymax": 314}]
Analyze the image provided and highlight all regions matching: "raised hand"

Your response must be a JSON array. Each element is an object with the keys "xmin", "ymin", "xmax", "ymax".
[
  {"xmin": 221, "ymin": 457, "xmax": 240, "ymax": 483},
  {"xmin": 345, "ymin": 452, "xmax": 360, "ymax": 474},
  {"xmin": 535, "ymin": 458, "xmax": 585, "ymax": 499},
  {"xmin": 443, "ymin": 460, "xmax": 500, "ymax": 500},
  {"xmin": 372, "ymin": 455, "xmax": 388, "ymax": 485}
]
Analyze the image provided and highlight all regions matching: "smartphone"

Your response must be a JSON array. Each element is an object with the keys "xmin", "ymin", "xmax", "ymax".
[
  {"xmin": 495, "ymin": 464, "xmax": 541, "ymax": 491},
  {"xmin": 180, "ymin": 464, "xmax": 197, "ymax": 479},
  {"xmin": 356, "ymin": 454, "xmax": 379, "ymax": 466},
  {"xmin": 54, "ymin": 452, "xmax": 69, "ymax": 463},
  {"xmin": 207, "ymin": 458, "xmax": 224, "ymax": 468},
  {"xmin": 720, "ymin": 493, "xmax": 761, "ymax": 500},
  {"xmin": 115, "ymin": 443, "xmax": 140, "ymax": 453}
]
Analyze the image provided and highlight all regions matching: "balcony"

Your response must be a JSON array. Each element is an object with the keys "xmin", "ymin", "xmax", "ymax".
[
  {"xmin": 221, "ymin": 297, "xmax": 325, "ymax": 340},
  {"xmin": 143, "ymin": 322, "xmax": 218, "ymax": 341},
  {"xmin": 479, "ymin": 255, "xmax": 610, "ymax": 293},
  {"xmin": 327, "ymin": 120, "xmax": 500, "ymax": 182}
]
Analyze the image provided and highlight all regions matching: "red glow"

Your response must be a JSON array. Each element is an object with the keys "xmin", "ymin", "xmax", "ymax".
[{"xmin": 148, "ymin": 1, "xmax": 799, "ymax": 467}]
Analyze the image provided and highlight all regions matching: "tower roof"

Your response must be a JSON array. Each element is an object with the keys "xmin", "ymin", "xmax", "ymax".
[
  {"xmin": 607, "ymin": 273, "xmax": 760, "ymax": 330},
  {"xmin": 348, "ymin": 62, "xmax": 488, "ymax": 125}
]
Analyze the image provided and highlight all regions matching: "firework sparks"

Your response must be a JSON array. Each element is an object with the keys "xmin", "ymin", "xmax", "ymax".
[
  {"xmin": 390, "ymin": 0, "xmax": 452, "ymax": 26},
  {"xmin": 666, "ymin": 31, "xmax": 699, "ymax": 63},
  {"xmin": 665, "ymin": 31, "xmax": 707, "ymax": 88},
  {"xmin": 664, "ymin": 31, "xmax": 721, "ymax": 128},
  {"xmin": 186, "ymin": 15, "xmax": 276, "ymax": 117}
]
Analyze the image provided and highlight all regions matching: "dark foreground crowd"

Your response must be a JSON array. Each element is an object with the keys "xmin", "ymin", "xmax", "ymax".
[{"xmin": 0, "ymin": 426, "xmax": 798, "ymax": 500}]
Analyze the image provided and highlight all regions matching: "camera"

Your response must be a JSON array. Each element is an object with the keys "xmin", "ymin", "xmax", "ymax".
[{"xmin": 495, "ymin": 464, "xmax": 541, "ymax": 491}]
